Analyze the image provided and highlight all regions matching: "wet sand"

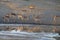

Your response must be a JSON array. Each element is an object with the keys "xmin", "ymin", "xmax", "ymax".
[{"xmin": 0, "ymin": 38, "xmax": 59, "ymax": 40}]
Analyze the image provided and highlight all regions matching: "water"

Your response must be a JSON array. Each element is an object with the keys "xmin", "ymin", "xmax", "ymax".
[
  {"xmin": 0, "ymin": 24, "xmax": 60, "ymax": 40},
  {"xmin": 0, "ymin": 31, "xmax": 57, "ymax": 40}
]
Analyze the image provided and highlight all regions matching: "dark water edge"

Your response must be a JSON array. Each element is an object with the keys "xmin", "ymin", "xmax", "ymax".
[
  {"xmin": 54, "ymin": 37, "xmax": 60, "ymax": 40},
  {"xmin": 1, "ymin": 23, "xmax": 60, "ymax": 26}
]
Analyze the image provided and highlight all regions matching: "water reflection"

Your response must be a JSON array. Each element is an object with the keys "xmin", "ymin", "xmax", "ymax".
[{"xmin": 0, "ymin": 24, "xmax": 60, "ymax": 40}]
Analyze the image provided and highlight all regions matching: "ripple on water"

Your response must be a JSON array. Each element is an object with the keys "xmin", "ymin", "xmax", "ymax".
[{"xmin": 0, "ymin": 35, "xmax": 56, "ymax": 40}]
